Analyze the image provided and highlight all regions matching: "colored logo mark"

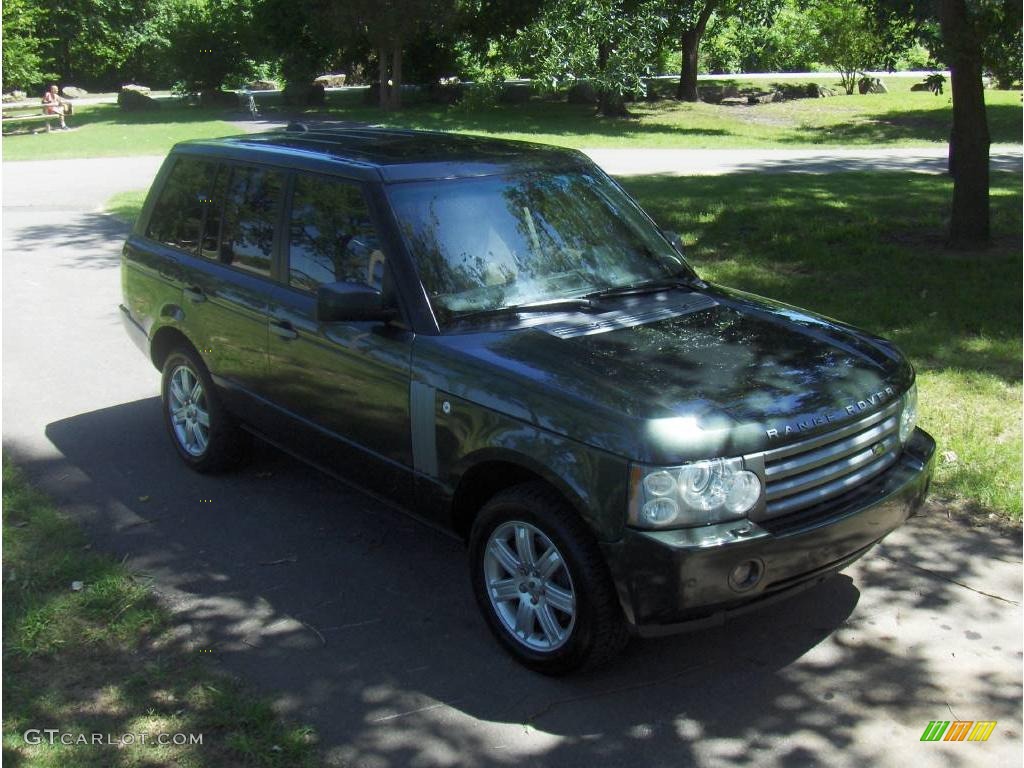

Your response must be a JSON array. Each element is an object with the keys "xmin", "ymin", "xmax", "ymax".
[{"xmin": 920, "ymin": 721, "xmax": 997, "ymax": 742}]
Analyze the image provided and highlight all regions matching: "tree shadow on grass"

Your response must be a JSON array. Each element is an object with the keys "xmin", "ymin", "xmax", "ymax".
[
  {"xmin": 622, "ymin": 171, "xmax": 1023, "ymax": 384},
  {"xmin": 779, "ymin": 103, "xmax": 1023, "ymax": 146}
]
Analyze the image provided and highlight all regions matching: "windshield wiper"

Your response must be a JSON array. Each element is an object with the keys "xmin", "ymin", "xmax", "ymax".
[
  {"xmin": 583, "ymin": 276, "xmax": 693, "ymax": 301},
  {"xmin": 451, "ymin": 297, "xmax": 595, "ymax": 324}
]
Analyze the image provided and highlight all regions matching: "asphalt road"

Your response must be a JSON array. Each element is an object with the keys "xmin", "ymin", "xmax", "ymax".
[{"xmin": 2, "ymin": 155, "xmax": 1021, "ymax": 767}]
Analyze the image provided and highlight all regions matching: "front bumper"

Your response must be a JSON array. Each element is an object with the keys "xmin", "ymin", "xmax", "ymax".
[{"xmin": 602, "ymin": 428, "xmax": 935, "ymax": 637}]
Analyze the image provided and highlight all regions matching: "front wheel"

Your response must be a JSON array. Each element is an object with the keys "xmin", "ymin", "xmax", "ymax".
[
  {"xmin": 469, "ymin": 482, "xmax": 629, "ymax": 675},
  {"xmin": 160, "ymin": 348, "xmax": 247, "ymax": 472}
]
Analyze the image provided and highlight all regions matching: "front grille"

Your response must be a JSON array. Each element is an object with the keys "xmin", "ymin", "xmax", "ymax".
[{"xmin": 760, "ymin": 401, "xmax": 902, "ymax": 518}]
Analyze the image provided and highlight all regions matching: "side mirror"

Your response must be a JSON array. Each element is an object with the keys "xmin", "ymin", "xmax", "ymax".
[
  {"xmin": 664, "ymin": 230, "xmax": 685, "ymax": 256},
  {"xmin": 316, "ymin": 281, "xmax": 396, "ymax": 323}
]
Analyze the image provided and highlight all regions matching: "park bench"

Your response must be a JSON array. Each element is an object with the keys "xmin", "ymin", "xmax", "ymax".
[{"xmin": 2, "ymin": 111, "xmax": 62, "ymax": 134}]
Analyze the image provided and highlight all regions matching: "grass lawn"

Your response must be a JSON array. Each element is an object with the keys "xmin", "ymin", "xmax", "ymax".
[
  {"xmin": 283, "ymin": 78, "xmax": 1022, "ymax": 150},
  {"xmin": 104, "ymin": 171, "xmax": 1022, "ymax": 520},
  {"xmin": 5, "ymin": 79, "xmax": 1020, "ymax": 160},
  {"xmin": 2, "ymin": 103, "xmax": 239, "ymax": 162},
  {"xmin": 2, "ymin": 462, "xmax": 317, "ymax": 767}
]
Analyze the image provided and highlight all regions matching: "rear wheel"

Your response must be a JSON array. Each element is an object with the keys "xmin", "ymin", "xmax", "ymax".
[
  {"xmin": 161, "ymin": 348, "xmax": 247, "ymax": 472},
  {"xmin": 469, "ymin": 482, "xmax": 629, "ymax": 674}
]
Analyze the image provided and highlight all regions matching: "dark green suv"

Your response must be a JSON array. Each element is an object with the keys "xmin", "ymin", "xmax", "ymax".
[{"xmin": 120, "ymin": 127, "xmax": 935, "ymax": 674}]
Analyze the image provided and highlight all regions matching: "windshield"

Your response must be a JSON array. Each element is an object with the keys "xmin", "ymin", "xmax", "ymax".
[{"xmin": 386, "ymin": 170, "xmax": 691, "ymax": 324}]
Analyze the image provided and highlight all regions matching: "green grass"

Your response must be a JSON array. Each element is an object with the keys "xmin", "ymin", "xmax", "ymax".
[
  {"xmin": 2, "ymin": 462, "xmax": 318, "ymax": 767},
  {"xmin": 621, "ymin": 171, "xmax": 1022, "ymax": 519},
  {"xmin": 103, "ymin": 172, "xmax": 1022, "ymax": 520},
  {"xmin": 105, "ymin": 190, "xmax": 147, "ymax": 225},
  {"xmin": 2, "ymin": 103, "xmax": 239, "ymax": 161},
  {"xmin": 5, "ymin": 79, "xmax": 1020, "ymax": 160},
  {"xmin": 291, "ymin": 78, "xmax": 1021, "ymax": 149}
]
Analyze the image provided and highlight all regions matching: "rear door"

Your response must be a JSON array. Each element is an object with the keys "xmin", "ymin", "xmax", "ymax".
[
  {"xmin": 262, "ymin": 172, "xmax": 414, "ymax": 504},
  {"xmin": 179, "ymin": 161, "xmax": 284, "ymax": 413}
]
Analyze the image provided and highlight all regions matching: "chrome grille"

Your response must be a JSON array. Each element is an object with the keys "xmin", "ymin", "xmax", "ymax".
[{"xmin": 760, "ymin": 401, "xmax": 902, "ymax": 518}]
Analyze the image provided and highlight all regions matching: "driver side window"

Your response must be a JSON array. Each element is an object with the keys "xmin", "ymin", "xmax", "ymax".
[{"xmin": 288, "ymin": 174, "xmax": 383, "ymax": 294}]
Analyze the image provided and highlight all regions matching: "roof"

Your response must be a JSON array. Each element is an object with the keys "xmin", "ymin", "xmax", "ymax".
[{"xmin": 175, "ymin": 127, "xmax": 590, "ymax": 183}]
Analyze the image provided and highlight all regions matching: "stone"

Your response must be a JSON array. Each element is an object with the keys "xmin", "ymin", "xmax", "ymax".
[
  {"xmin": 747, "ymin": 90, "xmax": 782, "ymax": 105},
  {"xmin": 910, "ymin": 82, "xmax": 930, "ymax": 92},
  {"xmin": 858, "ymin": 77, "xmax": 887, "ymax": 95},
  {"xmin": 567, "ymin": 81, "xmax": 598, "ymax": 104},
  {"xmin": 3, "ymin": 90, "xmax": 27, "ymax": 102},
  {"xmin": 61, "ymin": 86, "xmax": 88, "ymax": 98},
  {"xmin": 245, "ymin": 80, "xmax": 278, "ymax": 91},
  {"xmin": 314, "ymin": 73, "xmax": 347, "ymax": 87},
  {"xmin": 120, "ymin": 83, "xmax": 151, "ymax": 94},
  {"xmin": 118, "ymin": 86, "xmax": 159, "ymax": 111}
]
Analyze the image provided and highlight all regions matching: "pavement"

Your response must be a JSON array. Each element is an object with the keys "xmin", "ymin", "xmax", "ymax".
[{"xmin": 2, "ymin": 153, "xmax": 1022, "ymax": 767}]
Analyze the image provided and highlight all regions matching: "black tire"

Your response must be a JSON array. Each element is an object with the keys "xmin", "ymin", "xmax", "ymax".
[
  {"xmin": 469, "ymin": 481, "xmax": 629, "ymax": 675},
  {"xmin": 160, "ymin": 347, "xmax": 248, "ymax": 473}
]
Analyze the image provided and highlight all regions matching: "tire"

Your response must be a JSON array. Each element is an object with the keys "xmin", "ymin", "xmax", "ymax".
[
  {"xmin": 469, "ymin": 482, "xmax": 629, "ymax": 675},
  {"xmin": 160, "ymin": 347, "xmax": 247, "ymax": 473}
]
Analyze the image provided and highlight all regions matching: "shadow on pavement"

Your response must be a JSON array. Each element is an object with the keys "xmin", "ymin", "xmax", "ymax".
[{"xmin": 9, "ymin": 396, "xmax": 1012, "ymax": 766}]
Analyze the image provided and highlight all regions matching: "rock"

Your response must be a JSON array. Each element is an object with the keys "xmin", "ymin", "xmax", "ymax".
[
  {"xmin": 120, "ymin": 83, "xmax": 151, "ymax": 94},
  {"xmin": 910, "ymin": 82, "xmax": 930, "ymax": 92},
  {"xmin": 118, "ymin": 86, "xmax": 159, "ymax": 111},
  {"xmin": 720, "ymin": 96, "xmax": 748, "ymax": 106},
  {"xmin": 498, "ymin": 83, "xmax": 532, "ymax": 104},
  {"xmin": 314, "ymin": 73, "xmax": 346, "ymax": 87},
  {"xmin": 858, "ymin": 77, "xmax": 887, "ymax": 94},
  {"xmin": 747, "ymin": 90, "xmax": 782, "ymax": 105},
  {"xmin": 723, "ymin": 84, "xmax": 740, "ymax": 98},
  {"xmin": 805, "ymin": 83, "xmax": 839, "ymax": 98},
  {"xmin": 3, "ymin": 90, "xmax": 27, "ymax": 102},
  {"xmin": 567, "ymin": 80, "xmax": 598, "ymax": 104},
  {"xmin": 61, "ymin": 86, "xmax": 88, "ymax": 98},
  {"xmin": 245, "ymin": 80, "xmax": 278, "ymax": 91}
]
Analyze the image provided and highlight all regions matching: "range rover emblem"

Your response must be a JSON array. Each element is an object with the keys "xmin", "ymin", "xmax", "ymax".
[{"xmin": 871, "ymin": 442, "xmax": 886, "ymax": 457}]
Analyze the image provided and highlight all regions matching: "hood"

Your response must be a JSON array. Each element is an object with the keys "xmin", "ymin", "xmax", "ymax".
[{"xmin": 414, "ymin": 286, "xmax": 913, "ymax": 464}]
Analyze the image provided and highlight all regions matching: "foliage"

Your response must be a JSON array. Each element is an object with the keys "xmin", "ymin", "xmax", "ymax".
[
  {"xmin": 808, "ymin": 0, "xmax": 888, "ymax": 93},
  {"xmin": 166, "ymin": 0, "xmax": 261, "ymax": 94},
  {"xmin": 509, "ymin": 0, "xmax": 669, "ymax": 115},
  {"xmin": 701, "ymin": 0, "xmax": 818, "ymax": 73},
  {"xmin": 2, "ymin": 0, "xmax": 52, "ymax": 91}
]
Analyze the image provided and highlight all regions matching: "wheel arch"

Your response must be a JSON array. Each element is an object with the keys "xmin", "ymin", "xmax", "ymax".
[
  {"xmin": 450, "ymin": 450, "xmax": 594, "ymax": 543},
  {"xmin": 150, "ymin": 323, "xmax": 197, "ymax": 372}
]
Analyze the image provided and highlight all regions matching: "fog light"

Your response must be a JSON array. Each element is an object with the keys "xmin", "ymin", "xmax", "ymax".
[{"xmin": 729, "ymin": 559, "xmax": 764, "ymax": 592}]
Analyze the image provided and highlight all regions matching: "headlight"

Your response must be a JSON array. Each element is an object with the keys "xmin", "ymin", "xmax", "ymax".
[
  {"xmin": 629, "ymin": 458, "xmax": 762, "ymax": 529},
  {"xmin": 899, "ymin": 383, "xmax": 918, "ymax": 444}
]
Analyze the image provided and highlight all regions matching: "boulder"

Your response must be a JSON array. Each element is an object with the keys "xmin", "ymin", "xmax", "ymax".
[
  {"xmin": 121, "ymin": 83, "xmax": 151, "ymax": 94},
  {"xmin": 858, "ymin": 77, "xmax": 887, "ymax": 94},
  {"xmin": 806, "ymin": 83, "xmax": 838, "ymax": 98},
  {"xmin": 245, "ymin": 80, "xmax": 278, "ymax": 91},
  {"xmin": 567, "ymin": 80, "xmax": 598, "ymax": 104},
  {"xmin": 61, "ymin": 86, "xmax": 88, "ymax": 98},
  {"xmin": 747, "ymin": 90, "xmax": 782, "ymax": 105},
  {"xmin": 2, "ymin": 91, "xmax": 27, "ymax": 103},
  {"xmin": 118, "ymin": 86, "xmax": 159, "ymax": 111},
  {"xmin": 314, "ymin": 73, "xmax": 346, "ymax": 87}
]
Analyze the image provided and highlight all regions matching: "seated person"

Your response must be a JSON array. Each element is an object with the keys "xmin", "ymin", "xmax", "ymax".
[{"xmin": 42, "ymin": 85, "xmax": 70, "ymax": 130}]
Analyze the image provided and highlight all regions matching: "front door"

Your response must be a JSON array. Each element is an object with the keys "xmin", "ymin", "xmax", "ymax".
[{"xmin": 263, "ymin": 172, "xmax": 413, "ymax": 504}]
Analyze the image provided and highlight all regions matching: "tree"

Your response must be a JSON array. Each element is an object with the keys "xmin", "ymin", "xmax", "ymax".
[
  {"xmin": 2, "ymin": 0, "xmax": 51, "ymax": 91},
  {"xmin": 166, "ymin": 0, "xmax": 260, "ymax": 94},
  {"xmin": 808, "ymin": 0, "xmax": 887, "ymax": 93},
  {"xmin": 510, "ymin": 0, "xmax": 668, "ymax": 116},
  {"xmin": 668, "ymin": 1, "xmax": 781, "ymax": 101},
  {"xmin": 875, "ymin": 0, "xmax": 1020, "ymax": 246}
]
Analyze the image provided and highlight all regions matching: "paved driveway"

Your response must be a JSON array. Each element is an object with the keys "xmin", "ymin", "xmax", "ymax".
[{"xmin": 2, "ymin": 156, "xmax": 1021, "ymax": 767}]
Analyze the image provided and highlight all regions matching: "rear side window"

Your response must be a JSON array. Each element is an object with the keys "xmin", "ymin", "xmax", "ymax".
[
  {"xmin": 219, "ymin": 165, "xmax": 284, "ymax": 277},
  {"xmin": 288, "ymin": 174, "xmax": 382, "ymax": 293},
  {"xmin": 146, "ymin": 157, "xmax": 217, "ymax": 252}
]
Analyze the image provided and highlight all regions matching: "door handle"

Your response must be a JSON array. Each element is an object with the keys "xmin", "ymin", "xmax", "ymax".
[
  {"xmin": 183, "ymin": 286, "xmax": 206, "ymax": 303},
  {"xmin": 270, "ymin": 321, "xmax": 298, "ymax": 340}
]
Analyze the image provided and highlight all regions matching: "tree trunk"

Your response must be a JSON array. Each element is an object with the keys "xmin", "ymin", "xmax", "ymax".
[
  {"xmin": 378, "ymin": 46, "xmax": 390, "ymax": 110},
  {"xmin": 939, "ymin": 0, "xmax": 990, "ymax": 247},
  {"xmin": 595, "ymin": 41, "xmax": 629, "ymax": 117},
  {"xmin": 676, "ymin": 1, "xmax": 717, "ymax": 102},
  {"xmin": 391, "ymin": 45, "xmax": 403, "ymax": 110}
]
